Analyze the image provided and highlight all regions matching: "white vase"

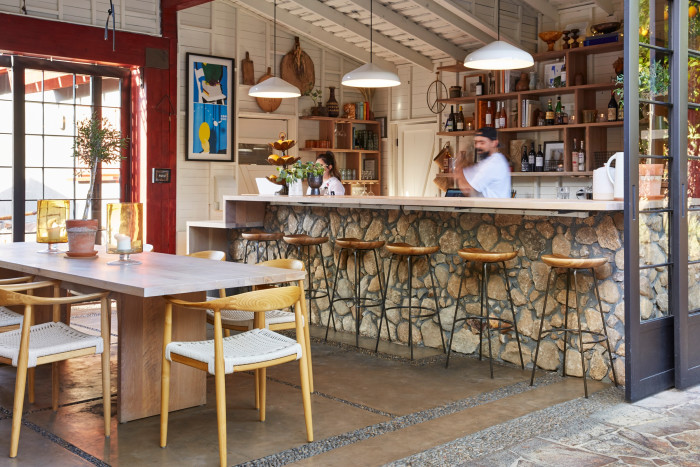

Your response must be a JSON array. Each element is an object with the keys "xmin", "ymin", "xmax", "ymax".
[{"xmin": 288, "ymin": 180, "xmax": 303, "ymax": 196}]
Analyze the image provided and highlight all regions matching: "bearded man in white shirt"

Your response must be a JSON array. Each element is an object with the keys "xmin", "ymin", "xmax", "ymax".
[{"xmin": 455, "ymin": 127, "xmax": 511, "ymax": 198}]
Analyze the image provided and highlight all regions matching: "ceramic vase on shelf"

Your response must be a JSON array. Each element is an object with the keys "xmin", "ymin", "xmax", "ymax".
[
  {"xmin": 326, "ymin": 86, "xmax": 339, "ymax": 118},
  {"xmin": 288, "ymin": 179, "xmax": 304, "ymax": 196},
  {"xmin": 307, "ymin": 174, "xmax": 323, "ymax": 195}
]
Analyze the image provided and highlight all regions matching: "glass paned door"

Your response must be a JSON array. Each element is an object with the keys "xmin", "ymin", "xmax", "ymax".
[{"xmin": 0, "ymin": 65, "xmax": 12, "ymax": 244}]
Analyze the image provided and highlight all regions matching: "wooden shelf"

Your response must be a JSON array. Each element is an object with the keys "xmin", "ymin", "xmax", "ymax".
[
  {"xmin": 437, "ymin": 130, "xmax": 476, "ymax": 136},
  {"xmin": 342, "ymin": 179, "xmax": 379, "ymax": 184},
  {"xmin": 531, "ymin": 41, "xmax": 623, "ymax": 62},
  {"xmin": 300, "ymin": 116, "xmax": 379, "ymax": 125},
  {"xmin": 498, "ymin": 120, "xmax": 623, "ymax": 132},
  {"xmin": 437, "ymin": 96, "xmax": 476, "ymax": 104},
  {"xmin": 300, "ymin": 147, "xmax": 379, "ymax": 153},
  {"xmin": 435, "ymin": 171, "xmax": 592, "ymax": 178}
]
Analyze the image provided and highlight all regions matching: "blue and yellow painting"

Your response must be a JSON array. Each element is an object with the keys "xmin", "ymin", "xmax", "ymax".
[{"xmin": 192, "ymin": 61, "xmax": 228, "ymax": 155}]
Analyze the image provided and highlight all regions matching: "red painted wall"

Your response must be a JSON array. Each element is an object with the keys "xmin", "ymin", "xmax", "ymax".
[{"xmin": 0, "ymin": 9, "xmax": 179, "ymax": 253}]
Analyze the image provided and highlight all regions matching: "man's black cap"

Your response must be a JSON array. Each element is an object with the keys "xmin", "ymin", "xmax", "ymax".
[{"xmin": 476, "ymin": 127, "xmax": 498, "ymax": 141}]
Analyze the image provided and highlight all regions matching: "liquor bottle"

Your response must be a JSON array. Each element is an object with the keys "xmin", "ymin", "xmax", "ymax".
[
  {"xmin": 475, "ymin": 76, "xmax": 484, "ymax": 96},
  {"xmin": 528, "ymin": 142, "xmax": 536, "ymax": 172},
  {"xmin": 607, "ymin": 91, "xmax": 618, "ymax": 121},
  {"xmin": 571, "ymin": 138, "xmax": 578, "ymax": 172},
  {"xmin": 555, "ymin": 96, "xmax": 562, "ymax": 125},
  {"xmin": 560, "ymin": 60, "xmax": 566, "ymax": 86},
  {"xmin": 561, "ymin": 106, "xmax": 569, "ymax": 125},
  {"xmin": 494, "ymin": 102, "xmax": 501, "ymax": 129},
  {"xmin": 578, "ymin": 140, "xmax": 586, "ymax": 171},
  {"xmin": 456, "ymin": 105, "xmax": 465, "ymax": 131},
  {"xmin": 485, "ymin": 101, "xmax": 493, "ymax": 127},
  {"xmin": 443, "ymin": 150, "xmax": 453, "ymax": 173},
  {"xmin": 499, "ymin": 101, "xmax": 507, "ymax": 128},
  {"xmin": 545, "ymin": 98, "xmax": 555, "ymax": 125},
  {"xmin": 536, "ymin": 144, "xmax": 544, "ymax": 172},
  {"xmin": 446, "ymin": 105, "xmax": 455, "ymax": 131},
  {"xmin": 521, "ymin": 144, "xmax": 529, "ymax": 172}
]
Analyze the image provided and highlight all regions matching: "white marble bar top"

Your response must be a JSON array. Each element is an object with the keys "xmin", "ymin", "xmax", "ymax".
[
  {"xmin": 224, "ymin": 194, "xmax": 625, "ymax": 213},
  {"xmin": 0, "ymin": 243, "xmax": 304, "ymax": 297}
]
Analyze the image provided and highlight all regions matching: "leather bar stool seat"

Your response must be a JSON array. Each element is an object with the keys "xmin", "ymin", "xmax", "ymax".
[
  {"xmin": 241, "ymin": 229, "xmax": 284, "ymax": 263},
  {"xmin": 530, "ymin": 254, "xmax": 619, "ymax": 398},
  {"xmin": 327, "ymin": 238, "xmax": 386, "ymax": 346},
  {"xmin": 446, "ymin": 248, "xmax": 524, "ymax": 376},
  {"xmin": 376, "ymin": 242, "xmax": 445, "ymax": 360},
  {"xmin": 283, "ymin": 234, "xmax": 329, "ymax": 246}
]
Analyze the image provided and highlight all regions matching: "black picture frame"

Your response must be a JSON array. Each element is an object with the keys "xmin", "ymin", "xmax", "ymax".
[
  {"xmin": 186, "ymin": 52, "xmax": 235, "ymax": 161},
  {"xmin": 375, "ymin": 116, "xmax": 387, "ymax": 138},
  {"xmin": 152, "ymin": 168, "xmax": 171, "ymax": 183}
]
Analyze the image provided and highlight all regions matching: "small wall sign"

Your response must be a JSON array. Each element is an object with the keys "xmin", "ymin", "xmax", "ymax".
[{"xmin": 152, "ymin": 168, "xmax": 171, "ymax": 183}]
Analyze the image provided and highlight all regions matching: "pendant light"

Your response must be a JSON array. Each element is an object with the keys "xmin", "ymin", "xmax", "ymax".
[
  {"xmin": 342, "ymin": 0, "xmax": 400, "ymax": 88},
  {"xmin": 248, "ymin": 0, "xmax": 301, "ymax": 98},
  {"xmin": 463, "ymin": 0, "xmax": 534, "ymax": 70}
]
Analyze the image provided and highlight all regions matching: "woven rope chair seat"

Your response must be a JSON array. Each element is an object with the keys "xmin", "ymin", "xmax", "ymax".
[
  {"xmin": 0, "ymin": 306, "xmax": 22, "ymax": 327},
  {"xmin": 166, "ymin": 328, "xmax": 302, "ymax": 375},
  {"xmin": 0, "ymin": 322, "xmax": 104, "ymax": 368},
  {"xmin": 205, "ymin": 309, "xmax": 302, "ymax": 329}
]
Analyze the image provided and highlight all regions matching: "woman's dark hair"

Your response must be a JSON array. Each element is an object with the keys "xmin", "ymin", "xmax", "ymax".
[{"xmin": 316, "ymin": 151, "xmax": 342, "ymax": 181}]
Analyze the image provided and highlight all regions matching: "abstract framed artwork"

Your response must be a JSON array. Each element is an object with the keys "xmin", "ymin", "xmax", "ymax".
[{"xmin": 186, "ymin": 53, "xmax": 234, "ymax": 161}]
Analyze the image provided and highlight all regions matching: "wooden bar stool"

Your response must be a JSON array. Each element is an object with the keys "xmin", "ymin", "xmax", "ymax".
[
  {"xmin": 446, "ymin": 248, "xmax": 524, "ymax": 377},
  {"xmin": 241, "ymin": 230, "xmax": 284, "ymax": 263},
  {"xmin": 530, "ymin": 254, "xmax": 619, "ymax": 398},
  {"xmin": 375, "ymin": 243, "xmax": 445, "ymax": 360},
  {"xmin": 283, "ymin": 234, "xmax": 332, "ymax": 321},
  {"xmin": 327, "ymin": 238, "xmax": 386, "ymax": 346}
]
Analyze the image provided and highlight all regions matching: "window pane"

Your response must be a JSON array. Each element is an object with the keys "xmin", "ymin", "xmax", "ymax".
[
  {"xmin": 25, "ymin": 102, "xmax": 43, "ymax": 134},
  {"xmin": 690, "ymin": 212, "xmax": 700, "ymax": 262},
  {"xmin": 102, "ymin": 107, "xmax": 121, "ymax": 131},
  {"xmin": 0, "ymin": 100, "xmax": 12, "ymax": 132},
  {"xmin": 0, "ymin": 168, "xmax": 11, "ymax": 199},
  {"xmin": 44, "ymin": 168, "xmax": 76, "ymax": 199},
  {"xmin": 25, "ymin": 135, "xmax": 43, "ymax": 167},
  {"xmin": 24, "ymin": 200, "xmax": 37, "ymax": 236},
  {"xmin": 640, "ymin": 211, "xmax": 669, "ymax": 267},
  {"xmin": 42, "ymin": 71, "xmax": 75, "ymax": 104},
  {"xmin": 639, "ymin": 0, "xmax": 669, "ymax": 47},
  {"xmin": 44, "ymin": 103, "xmax": 75, "ymax": 136},
  {"xmin": 25, "ymin": 167, "xmax": 43, "ymax": 200},
  {"xmin": 640, "ymin": 266, "xmax": 670, "ymax": 320},
  {"xmin": 102, "ymin": 77, "xmax": 121, "ymax": 107},
  {"xmin": 690, "ymin": 0, "xmax": 700, "ymax": 51},
  {"xmin": 0, "ymin": 68, "xmax": 11, "ymax": 100},
  {"xmin": 639, "ymin": 51, "xmax": 670, "ymax": 101},
  {"xmin": 0, "ymin": 200, "xmax": 11, "ymax": 243},
  {"xmin": 25, "ymin": 70, "xmax": 43, "ymax": 102},
  {"xmin": 690, "ymin": 263, "xmax": 700, "ymax": 312},
  {"xmin": 101, "ymin": 167, "xmax": 121, "ymax": 198},
  {"xmin": 75, "ymin": 105, "xmax": 93, "ymax": 123},
  {"xmin": 691, "ymin": 57, "xmax": 700, "ymax": 105},
  {"xmin": 690, "ymin": 107, "xmax": 700, "ymax": 208},
  {"xmin": 75, "ymin": 75, "xmax": 92, "ymax": 105},
  {"xmin": 44, "ymin": 136, "xmax": 75, "ymax": 168},
  {"xmin": 0, "ymin": 134, "xmax": 12, "ymax": 166}
]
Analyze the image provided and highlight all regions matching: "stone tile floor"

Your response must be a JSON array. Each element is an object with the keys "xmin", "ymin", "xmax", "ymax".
[{"xmin": 1, "ymin": 303, "xmax": 699, "ymax": 466}]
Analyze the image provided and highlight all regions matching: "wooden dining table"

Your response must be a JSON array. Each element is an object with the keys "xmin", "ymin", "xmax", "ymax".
[{"xmin": 0, "ymin": 242, "xmax": 305, "ymax": 422}]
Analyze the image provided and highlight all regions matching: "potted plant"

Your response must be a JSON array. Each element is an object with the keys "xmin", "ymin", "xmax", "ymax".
[
  {"xmin": 68, "ymin": 114, "xmax": 129, "ymax": 254},
  {"xmin": 304, "ymin": 88, "xmax": 325, "ymax": 116},
  {"xmin": 305, "ymin": 161, "xmax": 325, "ymax": 195},
  {"xmin": 277, "ymin": 161, "xmax": 306, "ymax": 195}
]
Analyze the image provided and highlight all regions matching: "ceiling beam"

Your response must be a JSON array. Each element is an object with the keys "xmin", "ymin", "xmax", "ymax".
[
  {"xmin": 288, "ymin": 0, "xmax": 434, "ymax": 70},
  {"xmin": 593, "ymin": 0, "xmax": 616, "ymax": 15},
  {"xmin": 162, "ymin": 0, "xmax": 213, "ymax": 11},
  {"xmin": 344, "ymin": 0, "xmax": 466, "ymax": 61},
  {"xmin": 231, "ymin": 0, "xmax": 396, "ymax": 71},
  {"xmin": 411, "ymin": 0, "xmax": 497, "ymax": 44},
  {"xmin": 519, "ymin": 0, "xmax": 558, "ymax": 21}
]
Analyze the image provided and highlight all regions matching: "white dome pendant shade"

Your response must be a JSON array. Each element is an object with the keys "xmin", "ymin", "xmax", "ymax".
[
  {"xmin": 248, "ymin": 76, "xmax": 301, "ymax": 98},
  {"xmin": 463, "ymin": 40, "xmax": 534, "ymax": 70},
  {"xmin": 341, "ymin": 63, "xmax": 400, "ymax": 88}
]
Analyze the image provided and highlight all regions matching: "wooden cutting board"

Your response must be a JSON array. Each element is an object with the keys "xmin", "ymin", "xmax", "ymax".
[
  {"xmin": 241, "ymin": 51, "xmax": 254, "ymax": 85},
  {"xmin": 280, "ymin": 36, "xmax": 315, "ymax": 95},
  {"xmin": 255, "ymin": 67, "xmax": 282, "ymax": 113}
]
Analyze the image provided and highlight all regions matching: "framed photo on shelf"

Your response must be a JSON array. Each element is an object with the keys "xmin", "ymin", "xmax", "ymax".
[
  {"xmin": 186, "ymin": 53, "xmax": 234, "ymax": 161},
  {"xmin": 463, "ymin": 72, "xmax": 487, "ymax": 96},
  {"xmin": 543, "ymin": 141, "xmax": 565, "ymax": 162}
]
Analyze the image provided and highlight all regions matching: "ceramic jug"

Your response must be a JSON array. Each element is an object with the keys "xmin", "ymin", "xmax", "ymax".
[
  {"xmin": 593, "ymin": 167, "xmax": 614, "ymax": 200},
  {"xmin": 605, "ymin": 152, "xmax": 625, "ymax": 200}
]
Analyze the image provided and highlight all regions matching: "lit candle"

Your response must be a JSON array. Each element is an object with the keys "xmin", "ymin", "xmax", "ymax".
[
  {"xmin": 115, "ymin": 233, "xmax": 132, "ymax": 252},
  {"xmin": 47, "ymin": 223, "xmax": 61, "ymax": 243}
]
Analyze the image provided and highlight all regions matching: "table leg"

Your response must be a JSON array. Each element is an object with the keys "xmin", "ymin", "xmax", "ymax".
[{"xmin": 116, "ymin": 292, "xmax": 206, "ymax": 422}]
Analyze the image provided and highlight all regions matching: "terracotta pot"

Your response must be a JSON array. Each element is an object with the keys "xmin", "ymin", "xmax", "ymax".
[{"xmin": 66, "ymin": 219, "xmax": 99, "ymax": 254}]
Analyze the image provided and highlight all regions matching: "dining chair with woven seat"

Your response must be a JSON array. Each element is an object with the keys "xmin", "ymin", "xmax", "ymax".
[
  {"xmin": 160, "ymin": 285, "xmax": 313, "ymax": 467},
  {"xmin": 0, "ymin": 281, "xmax": 111, "ymax": 458},
  {"xmin": 0, "ymin": 276, "xmax": 34, "ymax": 332}
]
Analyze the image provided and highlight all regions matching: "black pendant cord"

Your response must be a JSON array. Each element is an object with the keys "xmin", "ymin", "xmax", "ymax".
[
  {"xmin": 273, "ymin": 0, "xmax": 278, "ymax": 76},
  {"xmin": 496, "ymin": 0, "xmax": 500, "ymax": 41},
  {"xmin": 104, "ymin": 0, "xmax": 115, "ymax": 51},
  {"xmin": 370, "ymin": 0, "xmax": 373, "ymax": 64}
]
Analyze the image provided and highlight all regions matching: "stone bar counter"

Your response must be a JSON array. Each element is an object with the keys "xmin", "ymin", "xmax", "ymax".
[{"xmin": 216, "ymin": 195, "xmax": 626, "ymax": 383}]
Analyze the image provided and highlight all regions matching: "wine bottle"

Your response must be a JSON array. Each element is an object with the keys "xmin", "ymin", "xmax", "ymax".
[
  {"xmin": 578, "ymin": 140, "xmax": 586, "ymax": 171},
  {"xmin": 456, "ymin": 105, "xmax": 465, "ymax": 131},
  {"xmin": 607, "ymin": 91, "xmax": 618, "ymax": 121},
  {"xmin": 494, "ymin": 102, "xmax": 501, "ymax": 129},
  {"xmin": 446, "ymin": 105, "xmax": 455, "ymax": 131},
  {"xmin": 499, "ymin": 101, "xmax": 507, "ymax": 128},
  {"xmin": 545, "ymin": 98, "xmax": 555, "ymax": 125},
  {"xmin": 475, "ymin": 76, "xmax": 484, "ymax": 96},
  {"xmin": 521, "ymin": 144, "xmax": 529, "ymax": 172},
  {"xmin": 485, "ymin": 101, "xmax": 493, "ymax": 127},
  {"xmin": 555, "ymin": 96, "xmax": 562, "ymax": 125},
  {"xmin": 528, "ymin": 142, "xmax": 536, "ymax": 172},
  {"xmin": 536, "ymin": 144, "xmax": 544, "ymax": 172},
  {"xmin": 443, "ymin": 150, "xmax": 453, "ymax": 173}
]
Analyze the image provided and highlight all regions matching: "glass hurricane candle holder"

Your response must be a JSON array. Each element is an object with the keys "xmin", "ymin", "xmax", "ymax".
[
  {"xmin": 36, "ymin": 200, "xmax": 69, "ymax": 253},
  {"xmin": 106, "ymin": 202, "xmax": 143, "ymax": 265}
]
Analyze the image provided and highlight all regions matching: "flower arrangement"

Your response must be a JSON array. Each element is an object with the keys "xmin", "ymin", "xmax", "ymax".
[{"xmin": 304, "ymin": 161, "xmax": 325, "ymax": 177}]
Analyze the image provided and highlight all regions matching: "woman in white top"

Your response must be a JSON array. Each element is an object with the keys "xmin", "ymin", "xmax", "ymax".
[{"xmin": 308, "ymin": 151, "xmax": 345, "ymax": 195}]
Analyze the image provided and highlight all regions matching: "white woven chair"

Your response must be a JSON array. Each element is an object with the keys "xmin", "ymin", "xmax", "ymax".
[
  {"xmin": 161, "ymin": 285, "xmax": 313, "ymax": 467},
  {"xmin": 0, "ymin": 281, "xmax": 111, "ymax": 458}
]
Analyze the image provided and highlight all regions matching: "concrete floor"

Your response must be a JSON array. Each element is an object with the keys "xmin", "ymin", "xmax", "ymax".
[{"xmin": 1, "ymin": 305, "xmax": 697, "ymax": 466}]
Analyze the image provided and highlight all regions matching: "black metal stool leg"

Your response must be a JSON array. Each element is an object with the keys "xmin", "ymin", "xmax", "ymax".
[
  {"xmin": 478, "ymin": 262, "xmax": 484, "ymax": 361},
  {"xmin": 573, "ymin": 270, "xmax": 588, "ymax": 398},
  {"xmin": 275, "ymin": 240, "xmax": 283, "ymax": 259},
  {"xmin": 563, "ymin": 269, "xmax": 571, "ymax": 377},
  {"xmin": 427, "ymin": 254, "xmax": 445, "ymax": 352},
  {"xmin": 502, "ymin": 261, "xmax": 525, "ymax": 369},
  {"xmin": 354, "ymin": 249, "xmax": 361, "ymax": 347},
  {"xmin": 592, "ymin": 268, "xmax": 618, "ymax": 386},
  {"xmin": 446, "ymin": 272, "xmax": 466, "ymax": 368},
  {"xmin": 483, "ymin": 262, "xmax": 494, "ymax": 378},
  {"xmin": 243, "ymin": 241, "xmax": 252, "ymax": 263},
  {"xmin": 317, "ymin": 243, "xmax": 333, "ymax": 329},
  {"xmin": 376, "ymin": 255, "xmax": 395, "ymax": 351},
  {"xmin": 407, "ymin": 256, "xmax": 414, "ymax": 360},
  {"xmin": 326, "ymin": 248, "xmax": 345, "ymax": 341},
  {"xmin": 530, "ymin": 268, "xmax": 555, "ymax": 386},
  {"xmin": 372, "ymin": 249, "xmax": 389, "ymax": 342}
]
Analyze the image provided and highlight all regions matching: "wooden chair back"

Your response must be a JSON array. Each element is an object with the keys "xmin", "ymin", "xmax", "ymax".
[{"xmin": 188, "ymin": 250, "xmax": 226, "ymax": 261}]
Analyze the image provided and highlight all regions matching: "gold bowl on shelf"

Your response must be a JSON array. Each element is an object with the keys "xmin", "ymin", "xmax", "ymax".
[
  {"xmin": 266, "ymin": 174, "xmax": 286, "ymax": 185},
  {"xmin": 267, "ymin": 154, "xmax": 300, "ymax": 166},
  {"xmin": 269, "ymin": 132, "xmax": 296, "ymax": 152},
  {"xmin": 590, "ymin": 21, "xmax": 621, "ymax": 35},
  {"xmin": 538, "ymin": 31, "xmax": 563, "ymax": 51}
]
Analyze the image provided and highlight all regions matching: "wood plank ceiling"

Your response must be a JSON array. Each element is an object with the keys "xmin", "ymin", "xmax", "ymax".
[{"xmin": 228, "ymin": 0, "xmax": 543, "ymax": 70}]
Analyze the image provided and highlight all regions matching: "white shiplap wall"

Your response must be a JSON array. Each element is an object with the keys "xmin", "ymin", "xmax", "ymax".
[{"xmin": 0, "ymin": 0, "xmax": 160, "ymax": 35}]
